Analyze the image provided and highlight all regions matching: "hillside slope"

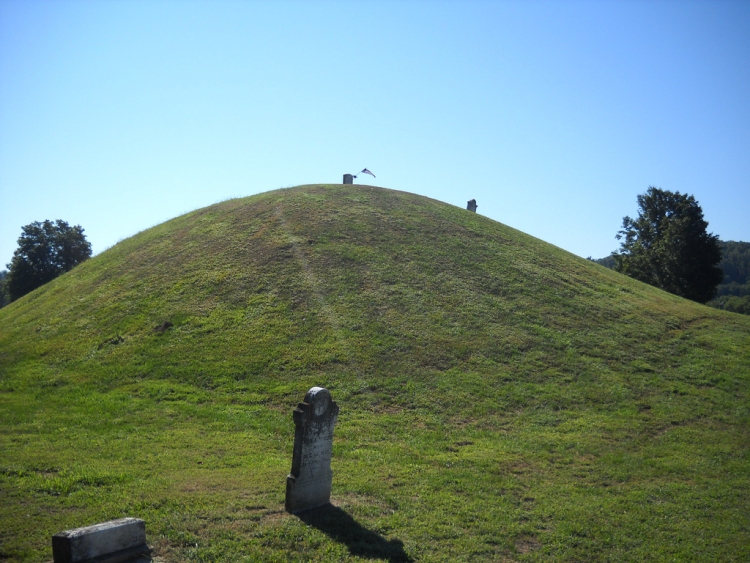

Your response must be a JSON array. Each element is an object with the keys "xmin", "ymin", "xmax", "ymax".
[{"xmin": 1, "ymin": 184, "xmax": 749, "ymax": 562}]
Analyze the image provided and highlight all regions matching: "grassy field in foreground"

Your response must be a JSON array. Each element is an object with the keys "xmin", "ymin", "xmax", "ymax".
[{"xmin": 1, "ymin": 184, "xmax": 749, "ymax": 562}]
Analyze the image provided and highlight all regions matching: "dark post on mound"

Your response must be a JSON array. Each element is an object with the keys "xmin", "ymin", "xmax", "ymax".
[{"xmin": 285, "ymin": 387, "xmax": 339, "ymax": 513}]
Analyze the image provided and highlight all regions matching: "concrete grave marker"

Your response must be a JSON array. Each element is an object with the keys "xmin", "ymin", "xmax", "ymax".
[
  {"xmin": 52, "ymin": 517, "xmax": 149, "ymax": 563},
  {"xmin": 467, "ymin": 199, "xmax": 478, "ymax": 212},
  {"xmin": 285, "ymin": 386, "xmax": 339, "ymax": 513},
  {"xmin": 343, "ymin": 174, "xmax": 354, "ymax": 184}
]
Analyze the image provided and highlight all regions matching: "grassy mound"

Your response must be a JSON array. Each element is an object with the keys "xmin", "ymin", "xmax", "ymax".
[{"xmin": 1, "ymin": 184, "xmax": 748, "ymax": 562}]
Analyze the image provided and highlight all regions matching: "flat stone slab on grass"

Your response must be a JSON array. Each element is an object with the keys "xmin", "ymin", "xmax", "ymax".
[{"xmin": 52, "ymin": 517, "xmax": 150, "ymax": 563}]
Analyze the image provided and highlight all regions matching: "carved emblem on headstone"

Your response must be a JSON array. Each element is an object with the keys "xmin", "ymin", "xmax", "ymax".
[{"xmin": 285, "ymin": 387, "xmax": 339, "ymax": 513}]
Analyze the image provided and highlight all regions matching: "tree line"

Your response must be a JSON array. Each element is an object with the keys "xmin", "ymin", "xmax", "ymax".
[
  {"xmin": 590, "ymin": 186, "xmax": 748, "ymax": 315},
  {"xmin": 1, "ymin": 220, "xmax": 91, "ymax": 305},
  {"xmin": 707, "ymin": 241, "xmax": 750, "ymax": 314},
  {"xmin": 594, "ymin": 241, "xmax": 750, "ymax": 315}
]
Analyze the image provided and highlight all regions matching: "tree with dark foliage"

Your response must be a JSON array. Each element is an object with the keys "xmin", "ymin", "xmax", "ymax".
[
  {"xmin": 707, "ymin": 241, "xmax": 750, "ymax": 315},
  {"xmin": 0, "ymin": 270, "xmax": 8, "ymax": 308},
  {"xmin": 5, "ymin": 220, "xmax": 92, "ymax": 302},
  {"xmin": 614, "ymin": 187, "xmax": 722, "ymax": 304}
]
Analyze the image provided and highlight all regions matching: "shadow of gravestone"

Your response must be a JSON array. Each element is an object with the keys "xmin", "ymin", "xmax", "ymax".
[{"xmin": 297, "ymin": 504, "xmax": 413, "ymax": 563}]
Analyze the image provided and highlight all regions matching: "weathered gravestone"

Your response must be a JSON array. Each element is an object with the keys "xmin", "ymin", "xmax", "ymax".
[
  {"xmin": 285, "ymin": 386, "xmax": 339, "ymax": 513},
  {"xmin": 467, "ymin": 199, "xmax": 478, "ymax": 212},
  {"xmin": 343, "ymin": 174, "xmax": 354, "ymax": 184},
  {"xmin": 52, "ymin": 517, "xmax": 150, "ymax": 563}
]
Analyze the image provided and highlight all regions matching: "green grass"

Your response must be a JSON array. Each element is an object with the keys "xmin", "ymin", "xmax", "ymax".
[{"xmin": 1, "ymin": 184, "xmax": 749, "ymax": 562}]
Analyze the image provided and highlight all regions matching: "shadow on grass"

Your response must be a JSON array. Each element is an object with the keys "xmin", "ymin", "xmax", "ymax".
[{"xmin": 296, "ymin": 504, "xmax": 413, "ymax": 562}]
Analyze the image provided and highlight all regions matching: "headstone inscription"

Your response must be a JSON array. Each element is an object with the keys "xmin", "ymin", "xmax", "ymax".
[{"xmin": 285, "ymin": 386, "xmax": 339, "ymax": 513}]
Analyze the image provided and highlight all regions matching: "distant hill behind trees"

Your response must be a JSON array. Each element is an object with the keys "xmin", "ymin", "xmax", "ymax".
[
  {"xmin": 593, "ymin": 240, "xmax": 750, "ymax": 315},
  {"xmin": 709, "ymin": 241, "xmax": 750, "ymax": 314}
]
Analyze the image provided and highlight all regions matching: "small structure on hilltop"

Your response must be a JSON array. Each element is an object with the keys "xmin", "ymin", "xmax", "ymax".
[
  {"xmin": 467, "ymin": 199, "xmax": 478, "ymax": 212},
  {"xmin": 343, "ymin": 168, "xmax": 376, "ymax": 184}
]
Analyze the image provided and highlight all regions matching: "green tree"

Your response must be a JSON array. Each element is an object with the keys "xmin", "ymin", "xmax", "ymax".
[
  {"xmin": 714, "ymin": 241, "xmax": 750, "ymax": 296},
  {"xmin": 0, "ymin": 270, "xmax": 8, "ymax": 308},
  {"xmin": 613, "ymin": 187, "xmax": 722, "ymax": 303},
  {"xmin": 5, "ymin": 220, "xmax": 92, "ymax": 302},
  {"xmin": 722, "ymin": 295, "xmax": 750, "ymax": 315}
]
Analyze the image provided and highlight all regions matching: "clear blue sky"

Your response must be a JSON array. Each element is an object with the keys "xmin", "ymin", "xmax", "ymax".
[{"xmin": 2, "ymin": 0, "xmax": 748, "ymax": 270}]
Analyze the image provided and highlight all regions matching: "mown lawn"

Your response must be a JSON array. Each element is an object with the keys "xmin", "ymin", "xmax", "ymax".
[{"xmin": 1, "ymin": 185, "xmax": 749, "ymax": 562}]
